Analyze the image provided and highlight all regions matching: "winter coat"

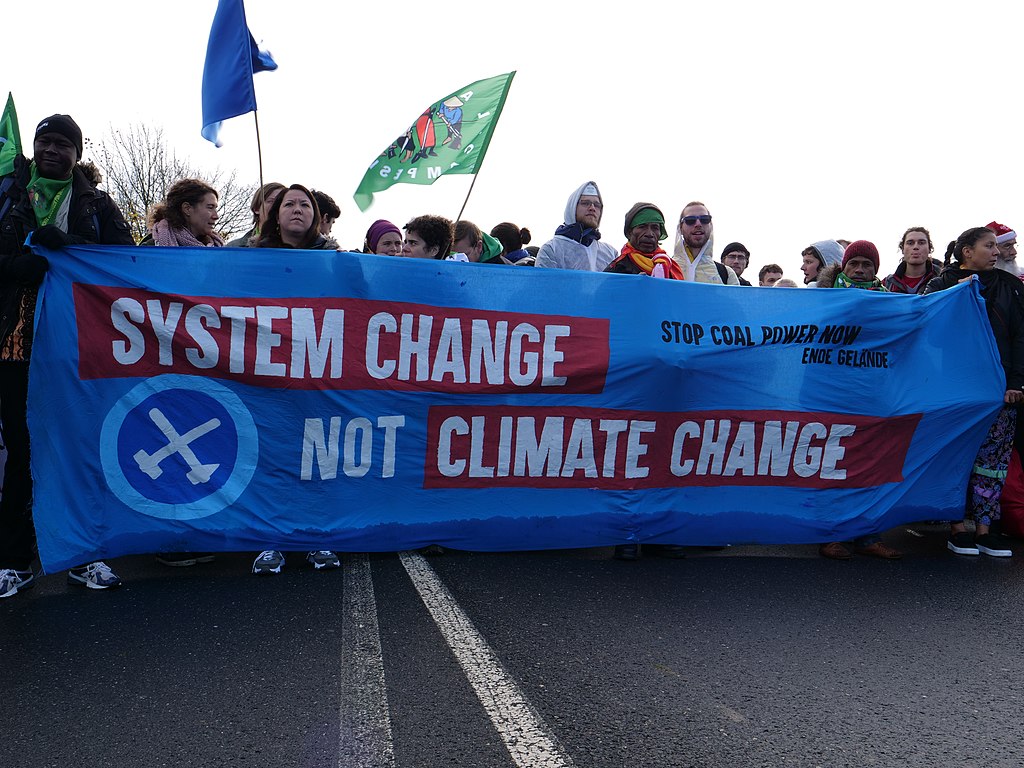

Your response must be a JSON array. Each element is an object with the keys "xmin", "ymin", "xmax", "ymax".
[
  {"xmin": 815, "ymin": 264, "xmax": 844, "ymax": 288},
  {"xmin": 534, "ymin": 181, "xmax": 617, "ymax": 272},
  {"xmin": 805, "ymin": 240, "xmax": 845, "ymax": 287},
  {"xmin": 0, "ymin": 154, "xmax": 133, "ymax": 360},
  {"xmin": 226, "ymin": 226, "xmax": 257, "ymax": 247},
  {"xmin": 882, "ymin": 258, "xmax": 940, "ymax": 294}
]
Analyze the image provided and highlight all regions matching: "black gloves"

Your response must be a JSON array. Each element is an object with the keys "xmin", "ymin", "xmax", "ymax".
[
  {"xmin": 2, "ymin": 252, "xmax": 50, "ymax": 283},
  {"xmin": 31, "ymin": 225, "xmax": 73, "ymax": 250}
]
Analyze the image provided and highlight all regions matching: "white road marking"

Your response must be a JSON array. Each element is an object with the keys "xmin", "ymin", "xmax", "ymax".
[
  {"xmin": 399, "ymin": 552, "xmax": 576, "ymax": 768},
  {"xmin": 339, "ymin": 553, "xmax": 396, "ymax": 768}
]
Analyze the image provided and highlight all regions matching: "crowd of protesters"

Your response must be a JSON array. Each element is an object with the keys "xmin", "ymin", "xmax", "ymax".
[{"xmin": 2, "ymin": 113, "xmax": 1023, "ymax": 597}]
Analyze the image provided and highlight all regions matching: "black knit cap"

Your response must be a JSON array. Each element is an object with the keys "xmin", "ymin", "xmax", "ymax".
[
  {"xmin": 721, "ymin": 241, "xmax": 750, "ymax": 259},
  {"xmin": 35, "ymin": 114, "xmax": 83, "ymax": 159}
]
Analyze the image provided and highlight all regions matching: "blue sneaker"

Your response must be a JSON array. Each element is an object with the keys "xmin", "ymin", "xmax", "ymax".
[
  {"xmin": 306, "ymin": 550, "xmax": 341, "ymax": 570},
  {"xmin": 252, "ymin": 550, "xmax": 285, "ymax": 575},
  {"xmin": 0, "ymin": 568, "xmax": 35, "ymax": 599},
  {"xmin": 67, "ymin": 561, "xmax": 122, "ymax": 590}
]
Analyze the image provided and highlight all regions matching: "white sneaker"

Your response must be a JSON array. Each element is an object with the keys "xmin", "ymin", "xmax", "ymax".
[
  {"xmin": 0, "ymin": 568, "xmax": 34, "ymax": 598},
  {"xmin": 306, "ymin": 550, "xmax": 341, "ymax": 570},
  {"xmin": 252, "ymin": 550, "xmax": 285, "ymax": 575},
  {"xmin": 67, "ymin": 561, "xmax": 122, "ymax": 590}
]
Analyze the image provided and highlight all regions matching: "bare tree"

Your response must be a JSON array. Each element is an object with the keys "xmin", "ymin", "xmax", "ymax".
[{"xmin": 86, "ymin": 123, "xmax": 255, "ymax": 243}]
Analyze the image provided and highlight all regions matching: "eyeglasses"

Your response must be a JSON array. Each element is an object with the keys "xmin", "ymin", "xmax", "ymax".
[
  {"xmin": 578, "ymin": 200, "xmax": 603, "ymax": 210},
  {"xmin": 680, "ymin": 215, "xmax": 712, "ymax": 226}
]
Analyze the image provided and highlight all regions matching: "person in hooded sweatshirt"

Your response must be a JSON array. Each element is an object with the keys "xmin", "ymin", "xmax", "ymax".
[
  {"xmin": 800, "ymin": 239, "xmax": 845, "ymax": 286},
  {"xmin": 671, "ymin": 201, "xmax": 739, "ymax": 284},
  {"xmin": 534, "ymin": 181, "xmax": 618, "ymax": 272}
]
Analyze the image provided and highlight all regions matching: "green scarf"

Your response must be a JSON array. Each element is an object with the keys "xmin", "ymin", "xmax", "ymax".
[
  {"xmin": 27, "ymin": 162, "xmax": 73, "ymax": 226},
  {"xmin": 835, "ymin": 271, "xmax": 887, "ymax": 291}
]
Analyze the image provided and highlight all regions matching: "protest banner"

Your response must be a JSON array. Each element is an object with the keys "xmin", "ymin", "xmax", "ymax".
[{"xmin": 27, "ymin": 244, "xmax": 1002, "ymax": 570}]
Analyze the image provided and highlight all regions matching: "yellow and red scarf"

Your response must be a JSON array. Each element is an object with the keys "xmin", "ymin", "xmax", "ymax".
[{"xmin": 620, "ymin": 244, "xmax": 683, "ymax": 279}]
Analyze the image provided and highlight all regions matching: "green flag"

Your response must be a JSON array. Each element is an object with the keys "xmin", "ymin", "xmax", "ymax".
[
  {"xmin": 0, "ymin": 92, "xmax": 21, "ymax": 177},
  {"xmin": 353, "ymin": 72, "xmax": 515, "ymax": 212}
]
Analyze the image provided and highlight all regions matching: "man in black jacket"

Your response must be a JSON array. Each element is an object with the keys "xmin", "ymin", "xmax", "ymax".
[{"xmin": 0, "ymin": 114, "xmax": 133, "ymax": 598}]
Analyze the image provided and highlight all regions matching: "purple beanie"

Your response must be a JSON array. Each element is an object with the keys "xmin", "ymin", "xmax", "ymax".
[{"xmin": 365, "ymin": 219, "xmax": 401, "ymax": 253}]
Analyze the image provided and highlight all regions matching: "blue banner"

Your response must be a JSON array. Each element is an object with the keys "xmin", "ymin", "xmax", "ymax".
[{"xmin": 27, "ymin": 245, "xmax": 1003, "ymax": 570}]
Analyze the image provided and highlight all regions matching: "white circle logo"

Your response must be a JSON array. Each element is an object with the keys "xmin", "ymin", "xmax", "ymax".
[{"xmin": 100, "ymin": 375, "xmax": 258, "ymax": 520}]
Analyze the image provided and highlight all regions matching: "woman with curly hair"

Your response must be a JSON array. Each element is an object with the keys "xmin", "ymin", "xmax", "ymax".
[{"xmin": 145, "ymin": 178, "xmax": 223, "ymax": 247}]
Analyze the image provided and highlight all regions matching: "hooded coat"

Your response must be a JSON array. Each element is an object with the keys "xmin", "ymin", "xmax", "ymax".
[
  {"xmin": 670, "ymin": 221, "xmax": 739, "ymax": 285},
  {"xmin": 534, "ymin": 181, "xmax": 617, "ymax": 272},
  {"xmin": 806, "ymin": 240, "xmax": 845, "ymax": 287}
]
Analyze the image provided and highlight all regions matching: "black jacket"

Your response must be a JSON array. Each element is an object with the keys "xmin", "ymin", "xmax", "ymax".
[
  {"xmin": 924, "ymin": 266, "xmax": 1024, "ymax": 390},
  {"xmin": 882, "ymin": 258, "xmax": 940, "ymax": 294},
  {"xmin": 0, "ymin": 154, "xmax": 133, "ymax": 358}
]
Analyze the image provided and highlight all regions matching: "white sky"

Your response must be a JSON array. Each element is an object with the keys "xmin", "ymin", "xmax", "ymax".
[{"xmin": 5, "ymin": 1, "xmax": 1021, "ymax": 279}]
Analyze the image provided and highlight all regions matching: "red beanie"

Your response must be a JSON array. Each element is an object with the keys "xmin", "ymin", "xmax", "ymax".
[{"xmin": 841, "ymin": 240, "xmax": 880, "ymax": 271}]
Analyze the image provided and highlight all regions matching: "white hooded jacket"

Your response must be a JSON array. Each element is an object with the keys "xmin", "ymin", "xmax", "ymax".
[{"xmin": 534, "ymin": 181, "xmax": 618, "ymax": 272}]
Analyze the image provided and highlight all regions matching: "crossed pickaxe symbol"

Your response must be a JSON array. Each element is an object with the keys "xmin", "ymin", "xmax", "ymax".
[{"xmin": 132, "ymin": 408, "xmax": 222, "ymax": 485}]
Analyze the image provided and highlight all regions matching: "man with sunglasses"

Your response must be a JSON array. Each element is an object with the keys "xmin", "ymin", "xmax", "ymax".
[
  {"xmin": 534, "ymin": 181, "xmax": 618, "ymax": 272},
  {"xmin": 670, "ymin": 202, "xmax": 739, "ymax": 285}
]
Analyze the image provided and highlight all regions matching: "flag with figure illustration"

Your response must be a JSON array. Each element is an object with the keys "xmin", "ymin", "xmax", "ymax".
[
  {"xmin": 353, "ymin": 72, "xmax": 516, "ymax": 212},
  {"xmin": 0, "ymin": 92, "xmax": 21, "ymax": 176}
]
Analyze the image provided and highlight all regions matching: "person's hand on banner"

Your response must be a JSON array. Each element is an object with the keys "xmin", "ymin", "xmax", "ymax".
[
  {"xmin": 31, "ymin": 225, "xmax": 73, "ymax": 249},
  {"xmin": 1, "ymin": 250, "xmax": 48, "ymax": 283},
  {"xmin": 1005, "ymin": 389, "xmax": 1023, "ymax": 404}
]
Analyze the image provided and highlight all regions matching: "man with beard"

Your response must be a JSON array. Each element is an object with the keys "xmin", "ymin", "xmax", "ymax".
[
  {"xmin": 671, "ymin": 201, "xmax": 739, "ymax": 284},
  {"xmin": 987, "ymin": 221, "xmax": 1020, "ymax": 277},
  {"xmin": 535, "ymin": 181, "xmax": 618, "ymax": 272}
]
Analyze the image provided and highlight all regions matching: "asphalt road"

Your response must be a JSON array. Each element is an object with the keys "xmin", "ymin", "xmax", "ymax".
[{"xmin": 4, "ymin": 524, "xmax": 1024, "ymax": 768}]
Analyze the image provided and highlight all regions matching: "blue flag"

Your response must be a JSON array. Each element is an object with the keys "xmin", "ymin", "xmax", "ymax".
[
  {"xmin": 25, "ymin": 245, "xmax": 1006, "ymax": 570},
  {"xmin": 201, "ymin": 0, "xmax": 277, "ymax": 147}
]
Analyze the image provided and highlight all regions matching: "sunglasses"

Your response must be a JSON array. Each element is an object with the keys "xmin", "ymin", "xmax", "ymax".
[{"xmin": 681, "ymin": 215, "xmax": 712, "ymax": 226}]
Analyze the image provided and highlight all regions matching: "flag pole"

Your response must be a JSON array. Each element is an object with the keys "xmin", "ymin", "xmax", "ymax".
[
  {"xmin": 454, "ymin": 174, "xmax": 480, "ymax": 228},
  {"xmin": 253, "ymin": 110, "xmax": 266, "ymax": 212},
  {"xmin": 452, "ymin": 72, "xmax": 515, "ymax": 229}
]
